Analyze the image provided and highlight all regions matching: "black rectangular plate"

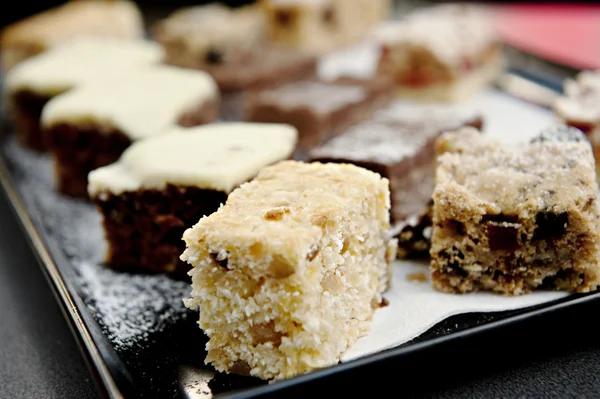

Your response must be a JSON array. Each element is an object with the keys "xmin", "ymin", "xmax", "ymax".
[{"xmin": 1, "ymin": 65, "xmax": 599, "ymax": 399}]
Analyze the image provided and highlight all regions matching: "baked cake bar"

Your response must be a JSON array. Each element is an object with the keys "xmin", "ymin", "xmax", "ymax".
[
  {"xmin": 309, "ymin": 101, "xmax": 483, "ymax": 223},
  {"xmin": 553, "ymin": 69, "xmax": 600, "ymax": 177},
  {"xmin": 430, "ymin": 126, "xmax": 600, "ymax": 295},
  {"xmin": 244, "ymin": 77, "xmax": 394, "ymax": 154},
  {"xmin": 261, "ymin": 0, "xmax": 391, "ymax": 54},
  {"xmin": 89, "ymin": 123, "xmax": 298, "ymax": 275},
  {"xmin": 154, "ymin": 3, "xmax": 317, "ymax": 120},
  {"xmin": 182, "ymin": 160, "xmax": 396, "ymax": 380},
  {"xmin": 153, "ymin": 4, "xmax": 266, "ymax": 73},
  {"xmin": 42, "ymin": 64, "xmax": 218, "ymax": 198},
  {"xmin": 374, "ymin": 4, "xmax": 504, "ymax": 102},
  {"xmin": 1, "ymin": 0, "xmax": 145, "ymax": 71},
  {"xmin": 4, "ymin": 36, "xmax": 163, "ymax": 151}
]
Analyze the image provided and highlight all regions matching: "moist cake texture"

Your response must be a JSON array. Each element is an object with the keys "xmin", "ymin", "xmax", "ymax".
[
  {"xmin": 374, "ymin": 4, "xmax": 503, "ymax": 102},
  {"xmin": 261, "ymin": 0, "xmax": 390, "ymax": 54},
  {"xmin": 89, "ymin": 123, "xmax": 298, "ymax": 275},
  {"xmin": 182, "ymin": 160, "xmax": 395, "ymax": 380},
  {"xmin": 4, "ymin": 36, "xmax": 163, "ymax": 151},
  {"xmin": 245, "ymin": 77, "xmax": 393, "ymax": 154},
  {"xmin": 0, "ymin": 0, "xmax": 145, "ymax": 71},
  {"xmin": 42, "ymin": 64, "xmax": 218, "ymax": 197},
  {"xmin": 431, "ymin": 126, "xmax": 600, "ymax": 295},
  {"xmin": 309, "ymin": 101, "xmax": 483, "ymax": 223}
]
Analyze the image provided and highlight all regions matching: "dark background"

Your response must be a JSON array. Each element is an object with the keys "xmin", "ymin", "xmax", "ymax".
[
  {"xmin": 3, "ymin": 1, "xmax": 600, "ymax": 398},
  {"xmin": 0, "ymin": 1, "xmax": 255, "ymax": 28}
]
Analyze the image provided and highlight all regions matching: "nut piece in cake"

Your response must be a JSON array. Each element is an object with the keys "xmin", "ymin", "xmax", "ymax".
[
  {"xmin": 1, "ymin": 0, "xmax": 145, "ymax": 71},
  {"xmin": 42, "ymin": 64, "xmax": 218, "ymax": 198},
  {"xmin": 181, "ymin": 160, "xmax": 395, "ymax": 380},
  {"xmin": 430, "ymin": 126, "xmax": 600, "ymax": 295},
  {"xmin": 553, "ymin": 69, "xmax": 600, "ymax": 177},
  {"xmin": 261, "ymin": 0, "xmax": 391, "ymax": 54},
  {"xmin": 374, "ymin": 4, "xmax": 504, "ymax": 102},
  {"xmin": 89, "ymin": 122, "xmax": 298, "ymax": 276},
  {"xmin": 4, "ymin": 36, "xmax": 163, "ymax": 151},
  {"xmin": 309, "ymin": 101, "xmax": 483, "ymax": 223},
  {"xmin": 244, "ymin": 77, "xmax": 394, "ymax": 155}
]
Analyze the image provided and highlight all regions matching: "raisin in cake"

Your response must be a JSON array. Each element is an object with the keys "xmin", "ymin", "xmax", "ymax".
[
  {"xmin": 42, "ymin": 64, "xmax": 218, "ymax": 197},
  {"xmin": 182, "ymin": 160, "xmax": 396, "ymax": 380},
  {"xmin": 430, "ymin": 126, "xmax": 600, "ymax": 295},
  {"xmin": 4, "ymin": 36, "xmax": 163, "ymax": 151},
  {"xmin": 89, "ymin": 122, "xmax": 298, "ymax": 275}
]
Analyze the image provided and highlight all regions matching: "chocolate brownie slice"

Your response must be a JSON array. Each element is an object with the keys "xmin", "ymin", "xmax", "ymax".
[
  {"xmin": 309, "ymin": 101, "xmax": 483, "ymax": 223},
  {"xmin": 245, "ymin": 76, "xmax": 394, "ymax": 155}
]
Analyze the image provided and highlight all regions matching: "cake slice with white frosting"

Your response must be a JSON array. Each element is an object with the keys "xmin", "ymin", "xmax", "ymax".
[
  {"xmin": 88, "ymin": 122, "xmax": 298, "ymax": 275},
  {"xmin": 4, "ymin": 36, "xmax": 163, "ymax": 151},
  {"xmin": 42, "ymin": 64, "xmax": 219, "ymax": 197}
]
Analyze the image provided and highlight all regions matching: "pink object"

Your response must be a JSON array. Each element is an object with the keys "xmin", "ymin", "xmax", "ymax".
[{"xmin": 492, "ymin": 4, "xmax": 600, "ymax": 70}]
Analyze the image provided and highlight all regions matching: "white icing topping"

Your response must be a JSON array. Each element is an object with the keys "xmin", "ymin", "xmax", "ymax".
[
  {"xmin": 554, "ymin": 69, "xmax": 600, "ymax": 124},
  {"xmin": 41, "ymin": 64, "xmax": 218, "ymax": 141},
  {"xmin": 373, "ymin": 4, "xmax": 497, "ymax": 69},
  {"xmin": 5, "ymin": 36, "xmax": 164, "ymax": 95},
  {"xmin": 259, "ymin": 81, "xmax": 366, "ymax": 113},
  {"xmin": 88, "ymin": 122, "xmax": 298, "ymax": 195}
]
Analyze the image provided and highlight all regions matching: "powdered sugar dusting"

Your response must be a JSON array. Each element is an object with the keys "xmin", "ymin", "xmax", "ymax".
[
  {"xmin": 310, "ymin": 121, "xmax": 424, "ymax": 163},
  {"xmin": 309, "ymin": 100, "xmax": 481, "ymax": 164},
  {"xmin": 1, "ymin": 135, "xmax": 192, "ymax": 351},
  {"xmin": 77, "ymin": 261, "xmax": 190, "ymax": 349},
  {"xmin": 259, "ymin": 81, "xmax": 367, "ymax": 113}
]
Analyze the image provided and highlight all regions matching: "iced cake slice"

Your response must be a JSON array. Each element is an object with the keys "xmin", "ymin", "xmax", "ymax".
[
  {"xmin": 42, "ymin": 64, "xmax": 218, "ymax": 198},
  {"xmin": 89, "ymin": 122, "xmax": 298, "ymax": 275},
  {"xmin": 431, "ymin": 126, "xmax": 600, "ymax": 295},
  {"xmin": 244, "ymin": 77, "xmax": 394, "ymax": 154},
  {"xmin": 182, "ymin": 160, "xmax": 396, "ymax": 380},
  {"xmin": 4, "ymin": 36, "xmax": 163, "ymax": 151},
  {"xmin": 309, "ymin": 101, "xmax": 483, "ymax": 223},
  {"xmin": 374, "ymin": 4, "xmax": 503, "ymax": 102},
  {"xmin": 261, "ymin": 0, "xmax": 391, "ymax": 54},
  {"xmin": 553, "ymin": 69, "xmax": 600, "ymax": 177},
  {"xmin": 0, "ymin": 0, "xmax": 145, "ymax": 71}
]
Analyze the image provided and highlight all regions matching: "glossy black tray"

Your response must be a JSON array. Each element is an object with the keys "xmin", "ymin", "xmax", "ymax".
[{"xmin": 2, "ymin": 65, "xmax": 599, "ymax": 399}]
